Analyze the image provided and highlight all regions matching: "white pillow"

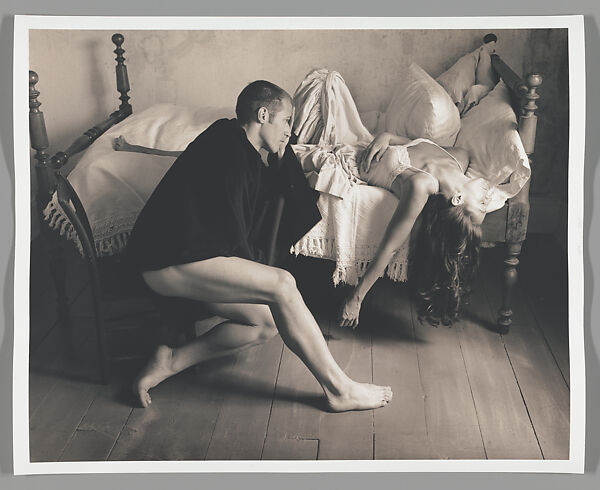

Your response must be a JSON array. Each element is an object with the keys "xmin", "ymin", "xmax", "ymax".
[
  {"xmin": 456, "ymin": 81, "xmax": 531, "ymax": 213},
  {"xmin": 382, "ymin": 63, "xmax": 460, "ymax": 147},
  {"xmin": 44, "ymin": 104, "xmax": 234, "ymax": 256}
]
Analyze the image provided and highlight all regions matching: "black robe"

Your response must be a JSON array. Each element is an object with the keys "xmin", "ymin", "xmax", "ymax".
[{"xmin": 125, "ymin": 118, "xmax": 320, "ymax": 272}]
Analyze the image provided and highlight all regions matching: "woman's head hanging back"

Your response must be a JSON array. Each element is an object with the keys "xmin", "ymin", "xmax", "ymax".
[{"xmin": 410, "ymin": 192, "xmax": 482, "ymax": 326}]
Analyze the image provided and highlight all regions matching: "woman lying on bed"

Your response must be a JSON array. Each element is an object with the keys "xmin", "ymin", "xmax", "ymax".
[
  {"xmin": 338, "ymin": 132, "xmax": 492, "ymax": 328},
  {"xmin": 114, "ymin": 131, "xmax": 491, "ymax": 328}
]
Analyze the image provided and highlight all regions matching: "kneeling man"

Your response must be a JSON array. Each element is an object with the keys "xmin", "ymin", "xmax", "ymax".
[{"xmin": 126, "ymin": 80, "xmax": 393, "ymax": 412}]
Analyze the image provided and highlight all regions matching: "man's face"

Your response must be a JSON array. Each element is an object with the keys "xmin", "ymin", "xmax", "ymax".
[{"xmin": 259, "ymin": 98, "xmax": 293, "ymax": 154}]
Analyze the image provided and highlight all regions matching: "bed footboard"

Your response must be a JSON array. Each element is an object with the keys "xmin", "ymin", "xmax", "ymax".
[
  {"xmin": 487, "ymin": 39, "xmax": 543, "ymax": 332},
  {"xmin": 29, "ymin": 33, "xmax": 134, "ymax": 380}
]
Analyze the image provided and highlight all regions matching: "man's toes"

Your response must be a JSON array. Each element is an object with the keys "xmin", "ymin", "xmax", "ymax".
[{"xmin": 138, "ymin": 391, "xmax": 151, "ymax": 408}]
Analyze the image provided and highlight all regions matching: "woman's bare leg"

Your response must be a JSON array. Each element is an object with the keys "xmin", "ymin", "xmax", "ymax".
[
  {"xmin": 137, "ymin": 257, "xmax": 393, "ymax": 412},
  {"xmin": 338, "ymin": 174, "xmax": 433, "ymax": 327}
]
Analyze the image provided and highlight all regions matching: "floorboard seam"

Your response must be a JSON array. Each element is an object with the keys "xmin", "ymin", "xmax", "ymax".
[
  {"xmin": 457, "ymin": 326, "xmax": 488, "ymax": 459},
  {"xmin": 370, "ymin": 326, "xmax": 375, "ymax": 460},
  {"xmin": 409, "ymin": 298, "xmax": 431, "ymax": 449},
  {"xmin": 520, "ymin": 282, "xmax": 570, "ymax": 389},
  {"xmin": 502, "ymin": 340, "xmax": 545, "ymax": 459},
  {"xmin": 479, "ymin": 258, "xmax": 545, "ymax": 459},
  {"xmin": 260, "ymin": 341, "xmax": 285, "ymax": 460},
  {"xmin": 203, "ymin": 353, "xmax": 245, "ymax": 460},
  {"xmin": 106, "ymin": 406, "xmax": 135, "ymax": 461},
  {"xmin": 57, "ymin": 392, "xmax": 97, "ymax": 462}
]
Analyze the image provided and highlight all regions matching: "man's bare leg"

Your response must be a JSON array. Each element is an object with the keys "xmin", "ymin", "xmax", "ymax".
[
  {"xmin": 134, "ymin": 303, "xmax": 278, "ymax": 407},
  {"xmin": 139, "ymin": 257, "xmax": 393, "ymax": 412},
  {"xmin": 338, "ymin": 175, "xmax": 432, "ymax": 328}
]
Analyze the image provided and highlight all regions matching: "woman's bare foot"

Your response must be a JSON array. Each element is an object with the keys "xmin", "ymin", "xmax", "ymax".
[
  {"xmin": 112, "ymin": 135, "xmax": 132, "ymax": 152},
  {"xmin": 338, "ymin": 293, "xmax": 363, "ymax": 328},
  {"xmin": 325, "ymin": 381, "xmax": 393, "ymax": 412},
  {"xmin": 133, "ymin": 345, "xmax": 176, "ymax": 408}
]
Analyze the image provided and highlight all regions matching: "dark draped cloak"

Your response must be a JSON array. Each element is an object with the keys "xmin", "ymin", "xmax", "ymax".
[{"xmin": 125, "ymin": 118, "xmax": 320, "ymax": 272}]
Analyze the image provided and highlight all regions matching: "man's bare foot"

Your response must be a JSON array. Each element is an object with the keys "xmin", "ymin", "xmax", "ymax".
[
  {"xmin": 112, "ymin": 135, "xmax": 132, "ymax": 152},
  {"xmin": 338, "ymin": 293, "xmax": 362, "ymax": 328},
  {"xmin": 325, "ymin": 381, "xmax": 393, "ymax": 412},
  {"xmin": 133, "ymin": 345, "xmax": 176, "ymax": 408}
]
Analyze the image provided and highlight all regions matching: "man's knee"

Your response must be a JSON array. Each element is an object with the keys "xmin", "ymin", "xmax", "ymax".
[{"xmin": 270, "ymin": 269, "xmax": 299, "ymax": 304}]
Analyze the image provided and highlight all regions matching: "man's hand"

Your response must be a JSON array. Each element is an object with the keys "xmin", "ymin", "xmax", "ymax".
[{"xmin": 360, "ymin": 132, "xmax": 392, "ymax": 173}]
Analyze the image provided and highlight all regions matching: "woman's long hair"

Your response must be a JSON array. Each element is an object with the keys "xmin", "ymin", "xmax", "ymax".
[{"xmin": 410, "ymin": 193, "xmax": 482, "ymax": 326}]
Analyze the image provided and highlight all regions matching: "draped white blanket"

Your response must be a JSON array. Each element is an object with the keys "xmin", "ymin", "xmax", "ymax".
[{"xmin": 291, "ymin": 70, "xmax": 410, "ymax": 285}]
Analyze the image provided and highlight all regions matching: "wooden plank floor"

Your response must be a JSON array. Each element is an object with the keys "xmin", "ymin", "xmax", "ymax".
[{"xmin": 28, "ymin": 234, "xmax": 570, "ymax": 461}]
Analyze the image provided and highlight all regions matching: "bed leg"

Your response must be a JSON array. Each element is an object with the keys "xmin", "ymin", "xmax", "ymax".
[
  {"xmin": 497, "ymin": 242, "xmax": 522, "ymax": 334},
  {"xmin": 30, "ymin": 70, "xmax": 75, "ymax": 356},
  {"xmin": 51, "ymin": 241, "xmax": 76, "ymax": 355}
]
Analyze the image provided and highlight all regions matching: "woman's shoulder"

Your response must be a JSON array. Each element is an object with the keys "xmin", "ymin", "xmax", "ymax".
[
  {"xmin": 406, "ymin": 170, "xmax": 438, "ymax": 196},
  {"xmin": 447, "ymin": 145, "xmax": 470, "ymax": 171}
]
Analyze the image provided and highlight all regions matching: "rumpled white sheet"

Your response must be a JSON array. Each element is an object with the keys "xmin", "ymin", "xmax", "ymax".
[
  {"xmin": 291, "ymin": 69, "xmax": 410, "ymax": 285},
  {"xmin": 43, "ymin": 104, "xmax": 233, "ymax": 256}
]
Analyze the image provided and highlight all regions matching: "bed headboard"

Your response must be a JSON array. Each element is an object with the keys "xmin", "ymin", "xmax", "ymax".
[{"xmin": 29, "ymin": 33, "xmax": 132, "ymax": 211}]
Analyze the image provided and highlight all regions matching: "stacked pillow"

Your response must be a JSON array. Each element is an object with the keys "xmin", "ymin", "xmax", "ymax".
[
  {"xmin": 379, "ymin": 43, "xmax": 498, "ymax": 147},
  {"xmin": 456, "ymin": 81, "xmax": 531, "ymax": 212},
  {"xmin": 381, "ymin": 63, "xmax": 461, "ymax": 147}
]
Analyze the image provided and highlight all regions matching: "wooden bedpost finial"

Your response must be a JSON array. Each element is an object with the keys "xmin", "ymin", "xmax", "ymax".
[
  {"xmin": 482, "ymin": 33, "xmax": 497, "ymax": 54},
  {"xmin": 29, "ymin": 70, "xmax": 39, "ymax": 86},
  {"xmin": 111, "ymin": 33, "xmax": 124, "ymax": 47},
  {"xmin": 483, "ymin": 33, "xmax": 498, "ymax": 44},
  {"xmin": 29, "ymin": 70, "xmax": 49, "ymax": 161},
  {"xmin": 112, "ymin": 33, "xmax": 132, "ymax": 114},
  {"xmin": 28, "ymin": 69, "xmax": 56, "ymax": 205},
  {"xmin": 29, "ymin": 70, "xmax": 41, "ymax": 111},
  {"xmin": 523, "ymin": 73, "xmax": 542, "ymax": 113},
  {"xmin": 526, "ymin": 73, "xmax": 543, "ymax": 88},
  {"xmin": 519, "ymin": 73, "xmax": 543, "ymax": 155}
]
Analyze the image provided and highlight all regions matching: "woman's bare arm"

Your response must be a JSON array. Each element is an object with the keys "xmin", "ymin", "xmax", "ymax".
[
  {"xmin": 361, "ymin": 132, "xmax": 413, "ymax": 172},
  {"xmin": 112, "ymin": 136, "xmax": 183, "ymax": 157}
]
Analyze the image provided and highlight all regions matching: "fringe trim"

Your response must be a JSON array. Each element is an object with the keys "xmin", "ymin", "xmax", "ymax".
[
  {"xmin": 42, "ymin": 192, "xmax": 131, "ymax": 258},
  {"xmin": 292, "ymin": 236, "xmax": 408, "ymax": 286},
  {"xmin": 291, "ymin": 236, "xmax": 337, "ymax": 259}
]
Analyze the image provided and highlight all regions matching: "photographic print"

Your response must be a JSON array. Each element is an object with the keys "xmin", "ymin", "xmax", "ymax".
[{"xmin": 13, "ymin": 16, "xmax": 585, "ymax": 473}]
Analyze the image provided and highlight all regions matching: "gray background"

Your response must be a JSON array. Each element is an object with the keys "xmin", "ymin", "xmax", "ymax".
[{"xmin": 1, "ymin": 0, "xmax": 598, "ymax": 488}]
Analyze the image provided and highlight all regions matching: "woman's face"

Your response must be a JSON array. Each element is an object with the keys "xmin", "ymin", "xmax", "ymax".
[{"xmin": 462, "ymin": 178, "xmax": 492, "ymax": 225}]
